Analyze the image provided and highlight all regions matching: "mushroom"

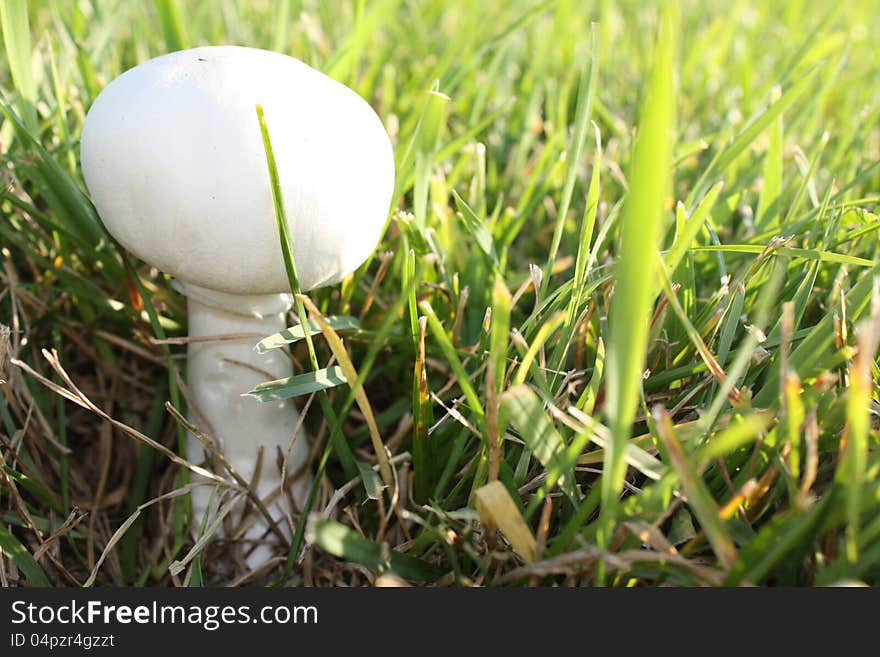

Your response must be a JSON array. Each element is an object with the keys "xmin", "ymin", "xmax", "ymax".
[{"xmin": 80, "ymin": 46, "xmax": 395, "ymax": 564}]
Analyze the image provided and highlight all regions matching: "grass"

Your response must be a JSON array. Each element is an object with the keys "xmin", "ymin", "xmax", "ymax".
[{"xmin": 1, "ymin": 0, "xmax": 879, "ymax": 587}]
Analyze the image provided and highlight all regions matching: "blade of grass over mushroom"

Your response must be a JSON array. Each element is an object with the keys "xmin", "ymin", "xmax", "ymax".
[
  {"xmin": 254, "ymin": 316, "xmax": 362, "ymax": 353},
  {"xmin": 255, "ymin": 103, "xmax": 358, "ymax": 482},
  {"xmin": 0, "ymin": 525, "xmax": 51, "ymax": 587},
  {"xmin": 281, "ymin": 259, "xmax": 425, "ymax": 579},
  {"xmin": 245, "ymin": 366, "xmax": 348, "ymax": 402},
  {"xmin": 600, "ymin": 8, "xmax": 676, "ymax": 565},
  {"xmin": 307, "ymin": 515, "xmax": 442, "ymax": 583}
]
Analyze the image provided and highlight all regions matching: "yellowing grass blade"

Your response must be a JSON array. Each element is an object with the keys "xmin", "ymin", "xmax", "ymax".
[
  {"xmin": 476, "ymin": 480, "xmax": 537, "ymax": 563},
  {"xmin": 297, "ymin": 295, "xmax": 394, "ymax": 490}
]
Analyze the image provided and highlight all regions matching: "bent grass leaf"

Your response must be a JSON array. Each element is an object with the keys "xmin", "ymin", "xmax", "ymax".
[
  {"xmin": 690, "ymin": 244, "xmax": 875, "ymax": 268},
  {"xmin": 255, "ymin": 316, "xmax": 362, "ymax": 353},
  {"xmin": 569, "ymin": 408, "xmax": 666, "ymax": 481},
  {"xmin": 452, "ymin": 189, "xmax": 501, "ymax": 272},
  {"xmin": 245, "ymin": 366, "xmax": 348, "ymax": 402}
]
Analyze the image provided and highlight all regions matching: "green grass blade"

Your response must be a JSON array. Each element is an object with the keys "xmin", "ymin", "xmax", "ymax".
[
  {"xmin": 245, "ymin": 366, "xmax": 349, "ymax": 402},
  {"xmin": 755, "ymin": 88, "xmax": 783, "ymax": 232},
  {"xmin": 256, "ymin": 103, "xmax": 358, "ymax": 481},
  {"xmin": 690, "ymin": 244, "xmax": 875, "ymax": 268},
  {"xmin": 254, "ymin": 316, "xmax": 362, "ymax": 353},
  {"xmin": 653, "ymin": 406, "xmax": 737, "ymax": 570},
  {"xmin": 153, "ymin": 0, "xmax": 188, "ymax": 51},
  {"xmin": 601, "ymin": 8, "xmax": 677, "ymax": 560},
  {"xmin": 688, "ymin": 69, "xmax": 816, "ymax": 205},
  {"xmin": 837, "ymin": 307, "xmax": 880, "ymax": 562},
  {"xmin": 500, "ymin": 385, "xmax": 577, "ymax": 503},
  {"xmin": 307, "ymin": 515, "xmax": 442, "ymax": 583},
  {"xmin": 0, "ymin": 0, "xmax": 38, "ymax": 132},
  {"xmin": 542, "ymin": 25, "xmax": 598, "ymax": 295},
  {"xmin": 664, "ymin": 180, "xmax": 724, "ymax": 274},
  {"xmin": 0, "ymin": 99, "xmax": 107, "ymax": 249},
  {"xmin": 0, "ymin": 525, "xmax": 51, "ymax": 586}
]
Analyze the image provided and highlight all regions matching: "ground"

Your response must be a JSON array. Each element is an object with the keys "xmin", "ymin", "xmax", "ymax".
[{"xmin": 1, "ymin": 0, "xmax": 879, "ymax": 586}]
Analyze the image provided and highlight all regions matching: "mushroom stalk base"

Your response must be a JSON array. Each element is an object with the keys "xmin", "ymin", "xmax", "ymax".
[{"xmin": 182, "ymin": 283, "xmax": 309, "ymax": 567}]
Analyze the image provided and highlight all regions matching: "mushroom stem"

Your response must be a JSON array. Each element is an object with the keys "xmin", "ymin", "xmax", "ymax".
[{"xmin": 181, "ymin": 283, "xmax": 309, "ymax": 565}]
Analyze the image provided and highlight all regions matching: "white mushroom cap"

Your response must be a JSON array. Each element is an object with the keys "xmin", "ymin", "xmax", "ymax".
[{"xmin": 81, "ymin": 46, "xmax": 395, "ymax": 294}]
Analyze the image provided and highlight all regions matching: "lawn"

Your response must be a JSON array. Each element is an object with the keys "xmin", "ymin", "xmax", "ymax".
[{"xmin": 1, "ymin": 0, "xmax": 879, "ymax": 587}]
